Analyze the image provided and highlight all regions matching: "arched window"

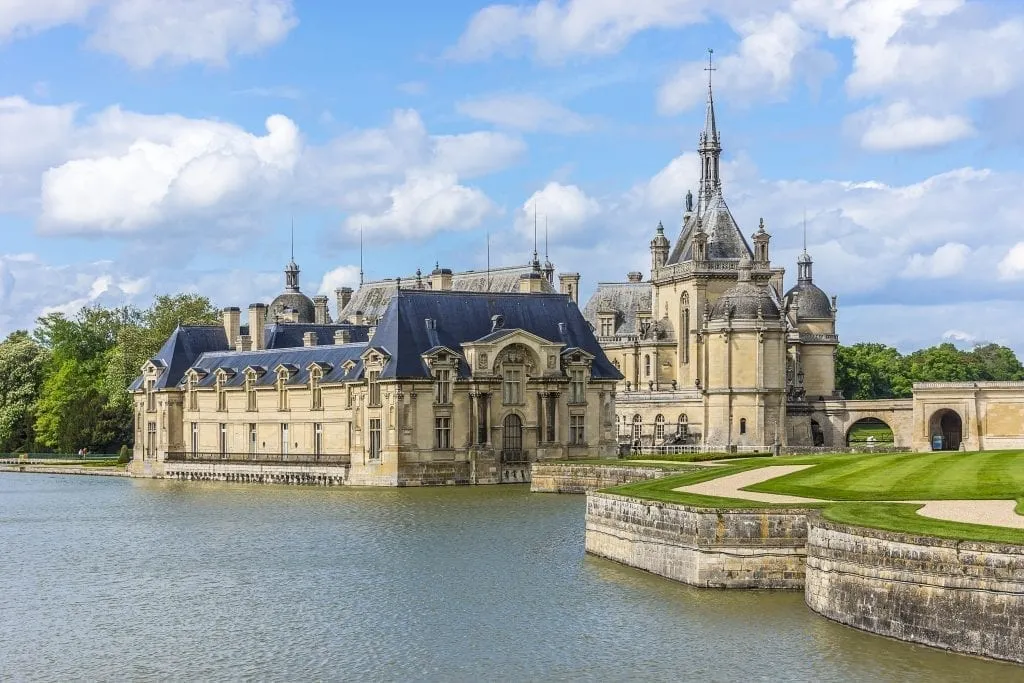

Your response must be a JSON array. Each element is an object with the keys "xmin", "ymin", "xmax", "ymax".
[
  {"xmin": 677, "ymin": 414, "xmax": 688, "ymax": 436},
  {"xmin": 644, "ymin": 354, "xmax": 651, "ymax": 377},
  {"xmin": 681, "ymin": 292, "xmax": 690, "ymax": 364},
  {"xmin": 739, "ymin": 418, "xmax": 747, "ymax": 435},
  {"xmin": 654, "ymin": 414, "xmax": 665, "ymax": 441},
  {"xmin": 632, "ymin": 414, "xmax": 643, "ymax": 442}
]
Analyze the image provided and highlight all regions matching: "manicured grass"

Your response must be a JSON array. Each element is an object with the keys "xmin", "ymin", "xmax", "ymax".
[
  {"xmin": 604, "ymin": 451, "xmax": 1024, "ymax": 544},
  {"xmin": 846, "ymin": 419, "xmax": 894, "ymax": 444}
]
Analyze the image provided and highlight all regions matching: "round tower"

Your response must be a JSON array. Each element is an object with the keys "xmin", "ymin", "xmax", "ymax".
[{"xmin": 650, "ymin": 221, "xmax": 670, "ymax": 275}]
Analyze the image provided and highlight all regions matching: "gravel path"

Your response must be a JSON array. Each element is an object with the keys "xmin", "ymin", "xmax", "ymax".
[{"xmin": 674, "ymin": 465, "xmax": 1024, "ymax": 529}]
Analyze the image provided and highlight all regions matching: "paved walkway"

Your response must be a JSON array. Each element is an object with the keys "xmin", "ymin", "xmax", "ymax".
[{"xmin": 673, "ymin": 465, "xmax": 1024, "ymax": 530}]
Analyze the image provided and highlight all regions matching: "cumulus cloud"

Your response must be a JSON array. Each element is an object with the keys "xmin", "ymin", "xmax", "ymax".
[
  {"xmin": 854, "ymin": 102, "xmax": 975, "ymax": 152},
  {"xmin": 515, "ymin": 182, "xmax": 602, "ymax": 241},
  {"xmin": 317, "ymin": 266, "xmax": 361, "ymax": 295},
  {"xmin": 0, "ymin": 0, "xmax": 297, "ymax": 68},
  {"xmin": 457, "ymin": 93, "xmax": 595, "ymax": 133},
  {"xmin": 39, "ymin": 111, "xmax": 301, "ymax": 234},
  {"xmin": 902, "ymin": 243, "xmax": 971, "ymax": 279},
  {"xmin": 997, "ymin": 243, "xmax": 1024, "ymax": 281}
]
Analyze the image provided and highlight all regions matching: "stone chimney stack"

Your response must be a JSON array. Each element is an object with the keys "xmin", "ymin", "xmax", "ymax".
[
  {"xmin": 431, "ymin": 265, "xmax": 453, "ymax": 291},
  {"xmin": 222, "ymin": 307, "xmax": 240, "ymax": 347},
  {"xmin": 558, "ymin": 272, "xmax": 580, "ymax": 305},
  {"xmin": 248, "ymin": 303, "xmax": 267, "ymax": 350},
  {"xmin": 334, "ymin": 329, "xmax": 351, "ymax": 345},
  {"xmin": 353, "ymin": 310, "xmax": 365, "ymax": 326},
  {"xmin": 235, "ymin": 334, "xmax": 251, "ymax": 352},
  {"xmin": 313, "ymin": 295, "xmax": 330, "ymax": 324},
  {"xmin": 335, "ymin": 287, "xmax": 353, "ymax": 320},
  {"xmin": 519, "ymin": 272, "xmax": 545, "ymax": 294},
  {"xmin": 627, "ymin": 271, "xmax": 644, "ymax": 283},
  {"xmin": 303, "ymin": 331, "xmax": 318, "ymax": 347}
]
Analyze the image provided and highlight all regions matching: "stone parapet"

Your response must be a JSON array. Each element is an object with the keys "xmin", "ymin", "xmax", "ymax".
[
  {"xmin": 163, "ymin": 462, "xmax": 348, "ymax": 486},
  {"xmin": 530, "ymin": 463, "xmax": 690, "ymax": 493},
  {"xmin": 805, "ymin": 519, "xmax": 1024, "ymax": 664},
  {"xmin": 584, "ymin": 492, "xmax": 809, "ymax": 588}
]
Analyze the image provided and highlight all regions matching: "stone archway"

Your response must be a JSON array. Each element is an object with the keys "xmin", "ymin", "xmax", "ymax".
[
  {"xmin": 928, "ymin": 409, "xmax": 963, "ymax": 451},
  {"xmin": 845, "ymin": 417, "xmax": 894, "ymax": 448}
]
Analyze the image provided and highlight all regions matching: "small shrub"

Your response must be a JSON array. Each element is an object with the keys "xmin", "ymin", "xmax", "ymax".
[{"xmin": 117, "ymin": 445, "xmax": 131, "ymax": 465}]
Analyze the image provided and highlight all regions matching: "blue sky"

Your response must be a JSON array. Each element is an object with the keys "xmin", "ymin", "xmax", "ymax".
[{"xmin": 2, "ymin": 0, "xmax": 1024, "ymax": 353}]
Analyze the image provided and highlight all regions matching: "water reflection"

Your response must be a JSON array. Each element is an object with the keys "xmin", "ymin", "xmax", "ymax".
[{"xmin": 0, "ymin": 474, "xmax": 1019, "ymax": 682}]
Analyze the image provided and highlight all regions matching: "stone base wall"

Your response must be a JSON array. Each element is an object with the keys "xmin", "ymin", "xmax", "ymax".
[
  {"xmin": 805, "ymin": 520, "xmax": 1024, "ymax": 664},
  {"xmin": 163, "ymin": 462, "xmax": 349, "ymax": 486},
  {"xmin": 584, "ymin": 492, "xmax": 809, "ymax": 588},
  {"xmin": 531, "ymin": 463, "xmax": 687, "ymax": 493}
]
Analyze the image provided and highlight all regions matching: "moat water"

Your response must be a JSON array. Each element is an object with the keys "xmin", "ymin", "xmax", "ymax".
[{"xmin": 0, "ymin": 474, "xmax": 1020, "ymax": 682}]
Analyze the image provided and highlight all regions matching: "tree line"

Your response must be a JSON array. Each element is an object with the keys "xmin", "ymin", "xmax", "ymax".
[
  {"xmin": 0, "ymin": 294, "xmax": 219, "ymax": 454},
  {"xmin": 1, "ymin": 295, "xmax": 1022, "ymax": 452}
]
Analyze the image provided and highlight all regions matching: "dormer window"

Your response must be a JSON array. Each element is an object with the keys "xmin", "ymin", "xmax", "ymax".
[
  {"xmin": 276, "ymin": 369, "xmax": 289, "ymax": 411},
  {"xmin": 599, "ymin": 316, "xmax": 614, "ymax": 337},
  {"xmin": 245, "ymin": 371, "xmax": 257, "ymax": 411},
  {"xmin": 145, "ymin": 379, "xmax": 156, "ymax": 412},
  {"xmin": 569, "ymin": 367, "xmax": 586, "ymax": 404},
  {"xmin": 186, "ymin": 374, "xmax": 198, "ymax": 411},
  {"xmin": 310, "ymin": 366, "xmax": 323, "ymax": 410},
  {"xmin": 434, "ymin": 368, "xmax": 452, "ymax": 404},
  {"xmin": 215, "ymin": 372, "xmax": 227, "ymax": 412},
  {"xmin": 367, "ymin": 369, "xmax": 381, "ymax": 407}
]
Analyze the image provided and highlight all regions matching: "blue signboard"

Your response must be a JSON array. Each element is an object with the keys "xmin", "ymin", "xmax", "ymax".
[{"xmin": 931, "ymin": 435, "xmax": 944, "ymax": 451}]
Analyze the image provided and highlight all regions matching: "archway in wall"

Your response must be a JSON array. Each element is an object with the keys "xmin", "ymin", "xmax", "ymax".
[
  {"xmin": 928, "ymin": 409, "xmax": 963, "ymax": 451},
  {"xmin": 845, "ymin": 417, "xmax": 894, "ymax": 448},
  {"xmin": 810, "ymin": 419, "xmax": 825, "ymax": 447}
]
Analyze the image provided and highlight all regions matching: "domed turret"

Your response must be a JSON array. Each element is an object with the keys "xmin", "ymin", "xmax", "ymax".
[
  {"xmin": 269, "ymin": 257, "xmax": 315, "ymax": 323},
  {"xmin": 784, "ymin": 248, "xmax": 834, "ymax": 319},
  {"xmin": 650, "ymin": 221, "xmax": 670, "ymax": 273},
  {"xmin": 710, "ymin": 256, "xmax": 779, "ymax": 321}
]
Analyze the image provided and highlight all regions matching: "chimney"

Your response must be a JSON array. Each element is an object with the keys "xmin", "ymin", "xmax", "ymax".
[
  {"xmin": 303, "ymin": 331, "xmax": 318, "ymax": 347},
  {"xmin": 334, "ymin": 329, "xmax": 351, "ymax": 345},
  {"xmin": 222, "ymin": 307, "xmax": 240, "ymax": 348},
  {"xmin": 769, "ymin": 269, "xmax": 785, "ymax": 299},
  {"xmin": 353, "ymin": 310, "xmax": 365, "ymax": 326},
  {"xmin": 558, "ymin": 272, "xmax": 580, "ymax": 305},
  {"xmin": 519, "ymin": 272, "xmax": 545, "ymax": 294},
  {"xmin": 248, "ymin": 303, "xmax": 267, "ymax": 350},
  {"xmin": 313, "ymin": 295, "xmax": 329, "ymax": 324},
  {"xmin": 335, "ymin": 287, "xmax": 353, "ymax": 320},
  {"xmin": 627, "ymin": 271, "xmax": 643, "ymax": 283},
  {"xmin": 431, "ymin": 265, "xmax": 453, "ymax": 291},
  {"xmin": 235, "ymin": 334, "xmax": 251, "ymax": 351}
]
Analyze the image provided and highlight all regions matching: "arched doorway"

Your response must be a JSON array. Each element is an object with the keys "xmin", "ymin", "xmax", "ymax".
[
  {"xmin": 810, "ymin": 419, "xmax": 825, "ymax": 447},
  {"xmin": 845, "ymin": 417, "xmax": 894, "ymax": 448},
  {"xmin": 929, "ymin": 409, "xmax": 963, "ymax": 451},
  {"xmin": 502, "ymin": 414, "xmax": 523, "ymax": 460}
]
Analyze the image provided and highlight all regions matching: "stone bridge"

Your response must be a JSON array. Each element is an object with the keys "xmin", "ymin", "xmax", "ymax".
[{"xmin": 804, "ymin": 399, "xmax": 915, "ymax": 449}]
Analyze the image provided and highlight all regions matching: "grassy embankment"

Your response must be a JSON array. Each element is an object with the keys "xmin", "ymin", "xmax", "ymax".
[{"xmin": 607, "ymin": 451, "xmax": 1024, "ymax": 545}]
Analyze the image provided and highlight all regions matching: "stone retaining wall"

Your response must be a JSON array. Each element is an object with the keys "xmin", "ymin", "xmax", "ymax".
[
  {"xmin": 584, "ymin": 492, "xmax": 809, "ymax": 588},
  {"xmin": 164, "ymin": 462, "xmax": 349, "ymax": 486},
  {"xmin": 805, "ymin": 519, "xmax": 1024, "ymax": 664},
  {"xmin": 531, "ymin": 463, "xmax": 689, "ymax": 493}
]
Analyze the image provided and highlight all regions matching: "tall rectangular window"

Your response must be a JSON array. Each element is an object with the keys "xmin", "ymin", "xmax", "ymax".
[
  {"xmin": 368, "ymin": 370, "xmax": 381, "ymax": 407},
  {"xmin": 569, "ymin": 368, "xmax": 586, "ymax": 403},
  {"xmin": 219, "ymin": 423, "xmax": 227, "ymax": 456},
  {"xmin": 187, "ymin": 377, "xmax": 198, "ymax": 410},
  {"xmin": 368, "ymin": 418, "xmax": 381, "ymax": 460},
  {"xmin": 310, "ymin": 369, "xmax": 323, "ymax": 410},
  {"xmin": 600, "ymin": 318, "xmax": 613, "ymax": 337},
  {"xmin": 314, "ymin": 422, "xmax": 323, "ymax": 456},
  {"xmin": 246, "ymin": 375, "xmax": 257, "ymax": 411},
  {"xmin": 570, "ymin": 415, "xmax": 585, "ymax": 445},
  {"xmin": 476, "ymin": 395, "xmax": 488, "ymax": 445},
  {"xmin": 277, "ymin": 373, "xmax": 289, "ymax": 411},
  {"xmin": 146, "ymin": 421, "xmax": 156, "ymax": 460},
  {"xmin": 502, "ymin": 369, "xmax": 522, "ymax": 405},
  {"xmin": 191, "ymin": 422, "xmax": 198, "ymax": 456},
  {"xmin": 544, "ymin": 398, "xmax": 556, "ymax": 443},
  {"xmin": 249, "ymin": 423, "xmax": 257, "ymax": 456},
  {"xmin": 281, "ymin": 423, "xmax": 289, "ymax": 455},
  {"xmin": 434, "ymin": 369, "xmax": 451, "ymax": 404},
  {"xmin": 346, "ymin": 384, "xmax": 354, "ymax": 408},
  {"xmin": 434, "ymin": 417, "xmax": 451, "ymax": 449},
  {"xmin": 146, "ymin": 379, "xmax": 156, "ymax": 412},
  {"xmin": 216, "ymin": 375, "xmax": 226, "ymax": 412}
]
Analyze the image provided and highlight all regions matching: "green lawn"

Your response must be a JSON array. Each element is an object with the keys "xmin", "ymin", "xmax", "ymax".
[
  {"xmin": 606, "ymin": 451, "xmax": 1024, "ymax": 545},
  {"xmin": 846, "ymin": 418, "xmax": 894, "ymax": 444}
]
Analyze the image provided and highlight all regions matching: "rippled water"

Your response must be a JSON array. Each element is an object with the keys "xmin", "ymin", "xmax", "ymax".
[{"xmin": 0, "ymin": 474, "xmax": 1020, "ymax": 682}]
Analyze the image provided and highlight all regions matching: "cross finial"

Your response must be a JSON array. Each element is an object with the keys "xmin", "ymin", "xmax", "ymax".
[{"xmin": 705, "ymin": 48, "xmax": 715, "ymax": 88}]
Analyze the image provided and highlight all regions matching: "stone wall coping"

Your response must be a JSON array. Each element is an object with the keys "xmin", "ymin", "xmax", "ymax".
[
  {"xmin": 590, "ymin": 491, "xmax": 820, "ymax": 515},
  {"xmin": 810, "ymin": 517, "xmax": 1024, "ymax": 555},
  {"xmin": 914, "ymin": 381, "xmax": 1024, "ymax": 390}
]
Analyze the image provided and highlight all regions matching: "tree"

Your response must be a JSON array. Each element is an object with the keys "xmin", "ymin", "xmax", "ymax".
[
  {"xmin": 0, "ymin": 331, "xmax": 50, "ymax": 452},
  {"xmin": 905, "ymin": 343, "xmax": 980, "ymax": 384},
  {"xmin": 969, "ymin": 343, "xmax": 1024, "ymax": 381},
  {"xmin": 835, "ymin": 343, "xmax": 911, "ymax": 399}
]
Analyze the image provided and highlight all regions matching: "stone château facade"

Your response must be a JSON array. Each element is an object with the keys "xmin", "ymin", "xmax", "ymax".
[{"xmin": 130, "ymin": 265, "xmax": 621, "ymax": 485}]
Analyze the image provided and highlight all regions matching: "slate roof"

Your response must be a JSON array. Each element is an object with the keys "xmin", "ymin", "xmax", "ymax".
[
  {"xmin": 130, "ymin": 326, "xmax": 230, "ymax": 391},
  {"xmin": 339, "ymin": 263, "xmax": 555, "ymax": 322},
  {"xmin": 665, "ymin": 192, "xmax": 754, "ymax": 266},
  {"xmin": 710, "ymin": 259, "xmax": 780, "ymax": 321},
  {"xmin": 581, "ymin": 281, "xmax": 652, "ymax": 337},
  {"xmin": 368, "ymin": 290, "xmax": 621, "ymax": 380},
  {"xmin": 784, "ymin": 282, "xmax": 833, "ymax": 320},
  {"xmin": 187, "ymin": 344, "xmax": 368, "ymax": 388},
  {"xmin": 263, "ymin": 323, "xmax": 370, "ymax": 349}
]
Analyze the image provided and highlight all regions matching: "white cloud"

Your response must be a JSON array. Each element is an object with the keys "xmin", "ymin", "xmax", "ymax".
[
  {"xmin": 343, "ymin": 171, "xmax": 497, "ymax": 239},
  {"xmin": 943, "ymin": 329, "xmax": 980, "ymax": 346},
  {"xmin": 397, "ymin": 81, "xmax": 428, "ymax": 95},
  {"xmin": 997, "ymin": 243, "xmax": 1024, "ymax": 281},
  {"xmin": 0, "ymin": 258, "xmax": 14, "ymax": 307},
  {"xmin": 855, "ymin": 101, "xmax": 975, "ymax": 151},
  {"xmin": 902, "ymin": 242, "xmax": 970, "ymax": 279},
  {"xmin": 0, "ymin": 96, "xmax": 77, "ymax": 169},
  {"xmin": 0, "ymin": 0, "xmax": 296, "ymax": 68},
  {"xmin": 457, "ymin": 93, "xmax": 595, "ymax": 133},
  {"xmin": 39, "ymin": 111, "xmax": 301, "ymax": 234},
  {"xmin": 432, "ymin": 131, "xmax": 526, "ymax": 178},
  {"xmin": 317, "ymin": 266, "xmax": 361, "ymax": 295},
  {"xmin": 515, "ymin": 182, "xmax": 601, "ymax": 241},
  {"xmin": 448, "ymin": 0, "xmax": 709, "ymax": 62}
]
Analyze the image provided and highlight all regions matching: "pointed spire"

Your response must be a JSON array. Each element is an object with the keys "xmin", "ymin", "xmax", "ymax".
[
  {"xmin": 702, "ymin": 47, "xmax": 718, "ymax": 143},
  {"xmin": 284, "ymin": 218, "xmax": 300, "ymax": 291},
  {"xmin": 697, "ymin": 48, "xmax": 723, "ymax": 215},
  {"xmin": 531, "ymin": 202, "xmax": 540, "ymax": 271},
  {"xmin": 359, "ymin": 227, "xmax": 364, "ymax": 286},
  {"xmin": 798, "ymin": 210, "xmax": 813, "ymax": 282},
  {"xmin": 290, "ymin": 215, "xmax": 295, "ymax": 262}
]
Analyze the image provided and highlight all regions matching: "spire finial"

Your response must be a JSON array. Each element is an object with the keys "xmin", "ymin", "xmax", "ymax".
[
  {"xmin": 544, "ymin": 215, "xmax": 549, "ymax": 259},
  {"xmin": 533, "ymin": 202, "xmax": 538, "ymax": 264},
  {"xmin": 359, "ymin": 227, "xmax": 364, "ymax": 286},
  {"xmin": 705, "ymin": 47, "xmax": 715, "ymax": 92},
  {"xmin": 802, "ymin": 209, "xmax": 807, "ymax": 253},
  {"xmin": 290, "ymin": 215, "xmax": 294, "ymax": 261}
]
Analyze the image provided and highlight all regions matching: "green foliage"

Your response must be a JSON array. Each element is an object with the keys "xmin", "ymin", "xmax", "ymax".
[
  {"xmin": 117, "ymin": 444, "xmax": 131, "ymax": 464},
  {"xmin": 0, "ymin": 331, "xmax": 50, "ymax": 452},
  {"xmin": 836, "ymin": 342, "xmax": 1024, "ymax": 399}
]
